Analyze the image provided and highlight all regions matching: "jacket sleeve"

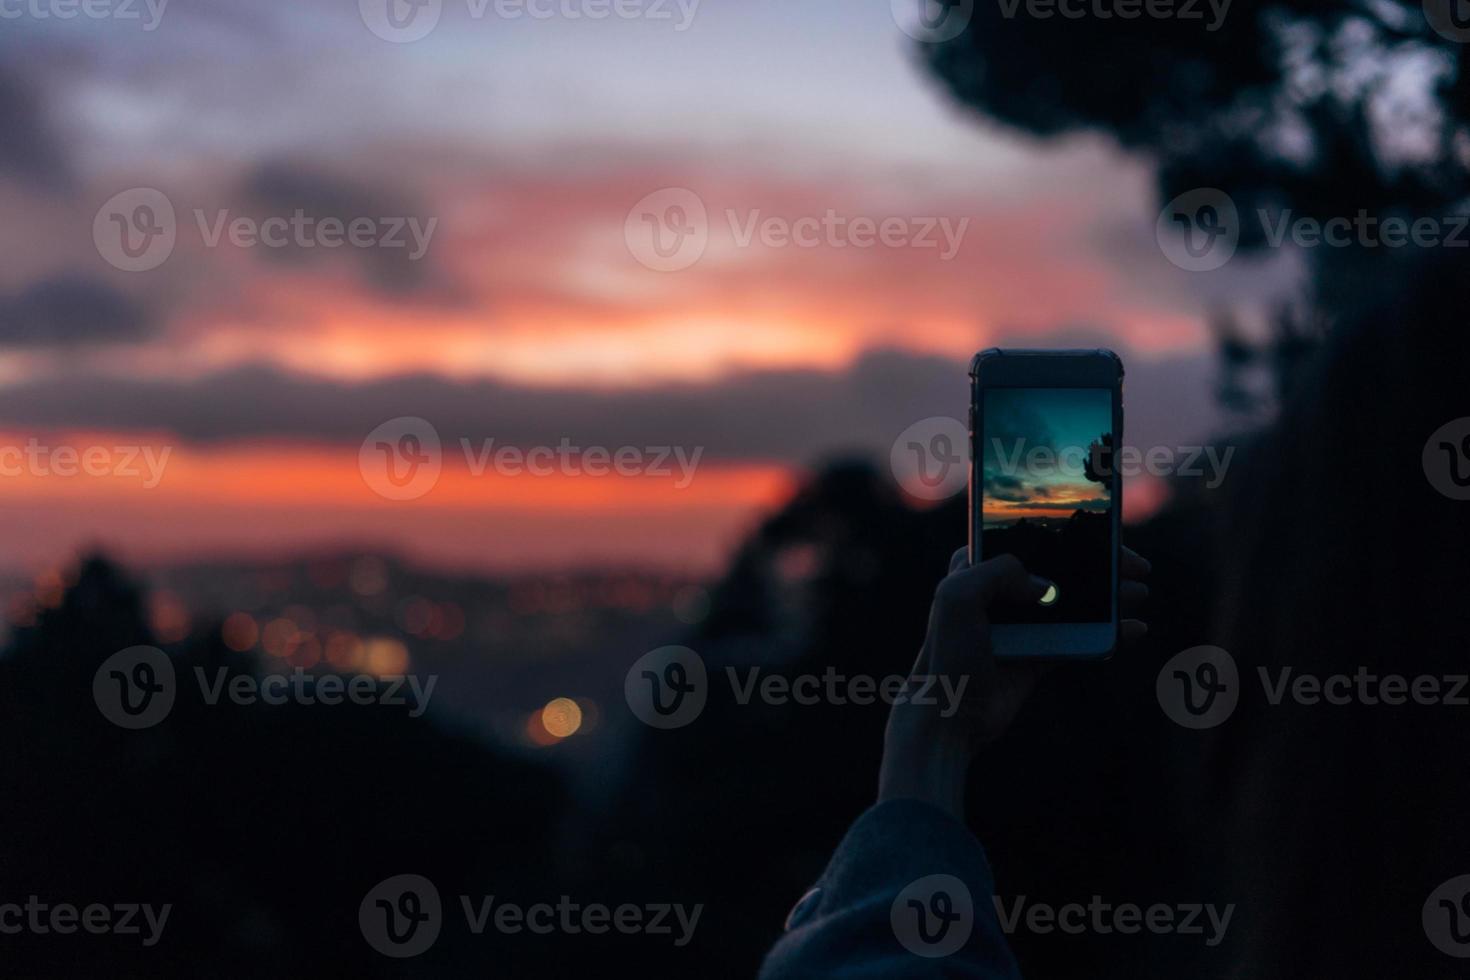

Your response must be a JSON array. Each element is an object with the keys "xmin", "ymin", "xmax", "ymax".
[{"xmin": 759, "ymin": 798, "xmax": 1024, "ymax": 979}]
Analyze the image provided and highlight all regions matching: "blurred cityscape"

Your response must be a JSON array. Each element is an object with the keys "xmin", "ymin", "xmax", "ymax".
[{"xmin": 2, "ymin": 553, "xmax": 706, "ymax": 756}]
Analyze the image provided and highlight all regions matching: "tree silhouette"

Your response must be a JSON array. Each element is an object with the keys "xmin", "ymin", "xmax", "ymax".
[
  {"xmin": 1084, "ymin": 432, "xmax": 1113, "ymax": 485},
  {"xmin": 918, "ymin": 0, "xmax": 1470, "ymax": 395},
  {"xmin": 921, "ymin": 0, "xmax": 1470, "ymax": 230}
]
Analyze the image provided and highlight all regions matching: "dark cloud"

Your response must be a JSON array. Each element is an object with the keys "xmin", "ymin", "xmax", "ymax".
[
  {"xmin": 0, "ymin": 345, "xmax": 1226, "ymax": 467},
  {"xmin": 233, "ymin": 161, "xmax": 438, "ymax": 294},
  {"xmin": 0, "ymin": 67, "xmax": 69, "ymax": 188},
  {"xmin": 1026, "ymin": 497, "xmax": 1110, "ymax": 512},
  {"xmin": 982, "ymin": 472, "xmax": 1034, "ymax": 502},
  {"xmin": 0, "ymin": 277, "xmax": 151, "ymax": 348},
  {"xmin": 983, "ymin": 394, "xmax": 1055, "ymax": 459}
]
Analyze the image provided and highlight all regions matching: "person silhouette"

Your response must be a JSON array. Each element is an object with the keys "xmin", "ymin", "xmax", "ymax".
[{"xmin": 760, "ymin": 547, "xmax": 1150, "ymax": 977}]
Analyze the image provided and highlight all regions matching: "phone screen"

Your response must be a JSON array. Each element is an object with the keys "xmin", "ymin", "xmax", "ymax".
[{"xmin": 980, "ymin": 386, "xmax": 1115, "ymax": 624}]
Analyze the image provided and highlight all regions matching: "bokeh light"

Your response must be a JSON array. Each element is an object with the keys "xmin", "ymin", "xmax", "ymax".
[{"xmin": 540, "ymin": 697, "xmax": 583, "ymax": 739}]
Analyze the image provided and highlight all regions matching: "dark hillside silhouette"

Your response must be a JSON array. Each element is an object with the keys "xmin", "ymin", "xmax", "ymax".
[{"xmin": 0, "ymin": 558, "xmax": 570, "ymax": 978}]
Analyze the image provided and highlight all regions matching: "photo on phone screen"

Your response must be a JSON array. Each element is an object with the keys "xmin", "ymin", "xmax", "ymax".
[{"xmin": 980, "ymin": 387, "xmax": 1114, "ymax": 624}]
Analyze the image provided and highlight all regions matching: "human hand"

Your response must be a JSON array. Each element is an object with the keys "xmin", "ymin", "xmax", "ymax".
[{"xmin": 876, "ymin": 546, "xmax": 1151, "ymax": 821}]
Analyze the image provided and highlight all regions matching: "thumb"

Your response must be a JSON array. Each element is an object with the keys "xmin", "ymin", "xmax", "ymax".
[{"xmin": 934, "ymin": 554, "xmax": 1052, "ymax": 620}]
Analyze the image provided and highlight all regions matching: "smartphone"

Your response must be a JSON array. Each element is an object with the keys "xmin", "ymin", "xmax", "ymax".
[{"xmin": 968, "ymin": 348, "xmax": 1123, "ymax": 659}]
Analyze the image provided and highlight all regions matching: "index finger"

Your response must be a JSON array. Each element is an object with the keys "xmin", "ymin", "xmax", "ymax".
[
  {"xmin": 964, "ymin": 545, "xmax": 1150, "ymax": 579},
  {"xmin": 949, "ymin": 546, "xmax": 969, "ymax": 574},
  {"xmin": 937, "ymin": 553, "xmax": 1051, "ymax": 609},
  {"xmin": 1122, "ymin": 546, "xmax": 1152, "ymax": 579}
]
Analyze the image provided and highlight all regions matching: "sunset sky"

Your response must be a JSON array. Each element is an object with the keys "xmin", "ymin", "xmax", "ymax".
[
  {"xmin": 0, "ymin": 1, "xmax": 1293, "ymax": 575},
  {"xmin": 980, "ymin": 387, "xmax": 1112, "ymax": 525}
]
